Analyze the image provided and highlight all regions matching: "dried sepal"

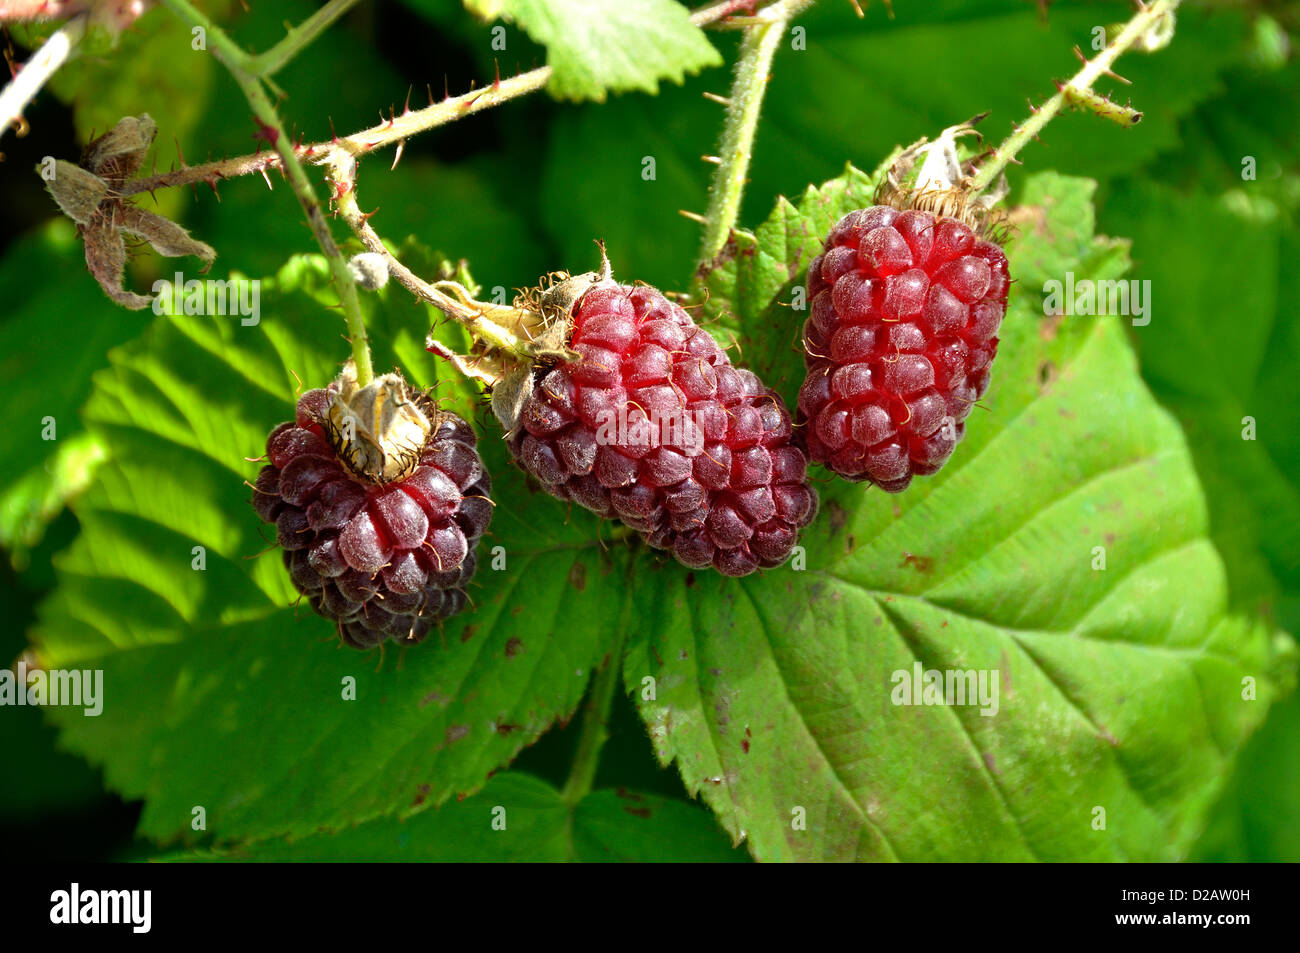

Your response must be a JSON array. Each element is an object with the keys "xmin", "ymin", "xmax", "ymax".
[
  {"xmin": 81, "ymin": 218, "xmax": 151, "ymax": 309},
  {"xmin": 117, "ymin": 205, "xmax": 216, "ymax": 271},
  {"xmin": 83, "ymin": 114, "xmax": 157, "ymax": 186},
  {"xmin": 875, "ymin": 116, "xmax": 1008, "ymax": 235},
  {"xmin": 314, "ymin": 360, "xmax": 435, "ymax": 484},
  {"xmin": 40, "ymin": 113, "xmax": 218, "ymax": 308},
  {"xmin": 43, "ymin": 160, "xmax": 107, "ymax": 225}
]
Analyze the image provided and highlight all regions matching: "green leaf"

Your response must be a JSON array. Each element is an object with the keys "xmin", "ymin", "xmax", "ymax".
[
  {"xmin": 1192, "ymin": 690, "xmax": 1300, "ymax": 862},
  {"xmin": 1103, "ymin": 181, "xmax": 1300, "ymax": 621},
  {"xmin": 465, "ymin": 0, "xmax": 721, "ymax": 102},
  {"xmin": 33, "ymin": 252, "xmax": 624, "ymax": 844},
  {"xmin": 625, "ymin": 169, "xmax": 1297, "ymax": 861},
  {"xmin": 161, "ymin": 773, "xmax": 745, "ymax": 861},
  {"xmin": 0, "ymin": 220, "xmax": 140, "ymax": 567}
]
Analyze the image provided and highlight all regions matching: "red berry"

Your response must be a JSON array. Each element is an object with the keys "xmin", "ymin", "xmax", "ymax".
[
  {"xmin": 251, "ymin": 383, "xmax": 491, "ymax": 648},
  {"xmin": 510, "ymin": 280, "xmax": 817, "ymax": 576},
  {"xmin": 799, "ymin": 205, "xmax": 1009, "ymax": 490}
]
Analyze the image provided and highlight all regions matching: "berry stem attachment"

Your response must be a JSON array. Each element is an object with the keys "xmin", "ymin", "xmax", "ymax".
[
  {"xmin": 696, "ymin": 0, "xmax": 817, "ymax": 266},
  {"xmin": 158, "ymin": 0, "xmax": 373, "ymax": 386},
  {"xmin": 330, "ymin": 162, "xmax": 542, "ymax": 356},
  {"xmin": 968, "ymin": 0, "xmax": 1181, "ymax": 195},
  {"xmin": 561, "ymin": 623, "xmax": 629, "ymax": 808}
]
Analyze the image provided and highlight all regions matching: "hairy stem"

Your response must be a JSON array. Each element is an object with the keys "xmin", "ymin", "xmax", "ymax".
[
  {"xmin": 159, "ymin": 0, "xmax": 373, "ymax": 385},
  {"xmin": 969, "ymin": 0, "xmax": 1181, "ymax": 194},
  {"xmin": 696, "ymin": 0, "xmax": 816, "ymax": 266}
]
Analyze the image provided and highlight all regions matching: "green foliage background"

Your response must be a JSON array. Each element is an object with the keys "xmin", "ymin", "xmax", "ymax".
[{"xmin": 1, "ymin": 0, "xmax": 1296, "ymax": 862}]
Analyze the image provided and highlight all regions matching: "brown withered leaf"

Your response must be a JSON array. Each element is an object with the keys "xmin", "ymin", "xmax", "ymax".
[
  {"xmin": 40, "ymin": 114, "xmax": 217, "ymax": 309},
  {"xmin": 83, "ymin": 114, "xmax": 157, "ymax": 187},
  {"xmin": 43, "ymin": 161, "xmax": 108, "ymax": 226},
  {"xmin": 81, "ymin": 216, "xmax": 151, "ymax": 310},
  {"xmin": 117, "ymin": 206, "xmax": 215, "ymax": 271}
]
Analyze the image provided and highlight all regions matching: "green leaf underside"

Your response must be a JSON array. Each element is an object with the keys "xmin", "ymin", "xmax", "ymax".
[
  {"xmin": 466, "ymin": 0, "xmax": 721, "ymax": 102},
  {"xmin": 628, "ymin": 169, "xmax": 1295, "ymax": 861},
  {"xmin": 34, "ymin": 250, "xmax": 628, "ymax": 844},
  {"xmin": 162, "ymin": 773, "xmax": 746, "ymax": 862}
]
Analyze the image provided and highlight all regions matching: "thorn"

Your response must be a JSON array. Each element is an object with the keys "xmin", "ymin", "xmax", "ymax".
[
  {"xmin": 328, "ymin": 116, "xmax": 338, "ymax": 143},
  {"xmin": 846, "ymin": 0, "xmax": 864, "ymax": 16},
  {"xmin": 702, "ymin": 91, "xmax": 731, "ymax": 106},
  {"xmin": 403, "ymin": 86, "xmax": 414, "ymax": 115},
  {"xmin": 493, "ymin": 59, "xmax": 501, "ymax": 89},
  {"xmin": 426, "ymin": 83, "xmax": 435, "ymax": 107},
  {"xmin": 701, "ymin": 155, "xmax": 722, "ymax": 165},
  {"xmin": 391, "ymin": 139, "xmax": 405, "ymax": 171},
  {"xmin": 1104, "ymin": 66, "xmax": 1132, "ymax": 85},
  {"xmin": 1073, "ymin": 45, "xmax": 1087, "ymax": 65},
  {"xmin": 260, "ymin": 167, "xmax": 274, "ymax": 190},
  {"xmin": 678, "ymin": 209, "xmax": 708, "ymax": 224},
  {"xmin": 443, "ymin": 75, "xmax": 450, "ymax": 101}
]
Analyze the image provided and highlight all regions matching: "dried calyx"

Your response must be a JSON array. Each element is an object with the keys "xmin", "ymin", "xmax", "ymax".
[
  {"xmin": 426, "ymin": 244, "xmax": 614, "ymax": 439},
  {"xmin": 312, "ymin": 360, "xmax": 441, "ymax": 484},
  {"xmin": 874, "ymin": 115, "xmax": 1008, "ymax": 236},
  {"xmin": 41, "ymin": 114, "xmax": 216, "ymax": 309}
]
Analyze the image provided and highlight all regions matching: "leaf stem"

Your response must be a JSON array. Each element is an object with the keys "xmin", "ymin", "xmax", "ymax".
[
  {"xmin": 244, "ymin": 0, "xmax": 363, "ymax": 77},
  {"xmin": 158, "ymin": 0, "xmax": 373, "ymax": 385},
  {"xmin": 696, "ymin": 0, "xmax": 816, "ymax": 266},
  {"xmin": 969, "ymin": 0, "xmax": 1181, "ymax": 194},
  {"xmin": 561, "ymin": 628, "xmax": 628, "ymax": 807}
]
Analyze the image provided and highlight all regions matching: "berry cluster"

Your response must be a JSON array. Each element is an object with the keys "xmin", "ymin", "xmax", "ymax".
[
  {"xmin": 510, "ymin": 280, "xmax": 817, "ymax": 576},
  {"xmin": 798, "ymin": 205, "xmax": 1009, "ymax": 490},
  {"xmin": 251, "ymin": 385, "xmax": 491, "ymax": 648}
]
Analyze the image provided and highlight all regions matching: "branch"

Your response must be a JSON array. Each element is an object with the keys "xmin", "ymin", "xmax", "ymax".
[
  {"xmin": 158, "ymin": 0, "xmax": 373, "ymax": 385},
  {"xmin": 121, "ymin": 0, "xmax": 757, "ymax": 200},
  {"xmin": 245, "ymin": 0, "xmax": 362, "ymax": 78},
  {"xmin": 969, "ymin": 0, "xmax": 1180, "ymax": 194}
]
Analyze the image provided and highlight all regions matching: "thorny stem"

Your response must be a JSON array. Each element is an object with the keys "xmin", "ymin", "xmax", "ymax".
[
  {"xmin": 158, "ymin": 0, "xmax": 373, "ymax": 385},
  {"xmin": 331, "ymin": 162, "xmax": 532, "ymax": 355},
  {"xmin": 561, "ymin": 626, "xmax": 629, "ymax": 807},
  {"xmin": 696, "ymin": 0, "xmax": 817, "ymax": 266},
  {"xmin": 969, "ymin": 0, "xmax": 1181, "ymax": 194},
  {"xmin": 121, "ymin": 0, "xmax": 750, "ymax": 200},
  {"xmin": 0, "ymin": 12, "xmax": 86, "ymax": 143}
]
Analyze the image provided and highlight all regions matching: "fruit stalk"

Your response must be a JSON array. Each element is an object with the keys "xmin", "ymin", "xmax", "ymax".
[
  {"xmin": 159, "ymin": 0, "xmax": 373, "ymax": 385},
  {"xmin": 969, "ymin": 0, "xmax": 1181, "ymax": 194},
  {"xmin": 696, "ymin": 0, "xmax": 818, "ymax": 264}
]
